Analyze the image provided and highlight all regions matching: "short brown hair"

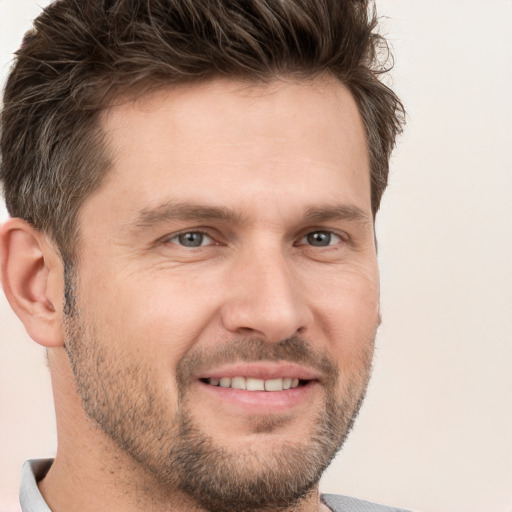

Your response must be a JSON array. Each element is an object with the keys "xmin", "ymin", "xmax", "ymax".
[{"xmin": 1, "ymin": 0, "xmax": 405, "ymax": 262}]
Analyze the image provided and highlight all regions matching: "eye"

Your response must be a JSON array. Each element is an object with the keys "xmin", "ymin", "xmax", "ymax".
[
  {"xmin": 300, "ymin": 231, "xmax": 342, "ymax": 247},
  {"xmin": 168, "ymin": 231, "xmax": 214, "ymax": 248}
]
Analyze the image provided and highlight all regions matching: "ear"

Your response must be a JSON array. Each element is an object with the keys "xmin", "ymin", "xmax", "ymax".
[{"xmin": 1, "ymin": 218, "xmax": 65, "ymax": 347}]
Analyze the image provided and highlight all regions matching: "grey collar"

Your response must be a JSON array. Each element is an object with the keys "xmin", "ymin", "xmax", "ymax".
[{"xmin": 19, "ymin": 459, "xmax": 53, "ymax": 512}]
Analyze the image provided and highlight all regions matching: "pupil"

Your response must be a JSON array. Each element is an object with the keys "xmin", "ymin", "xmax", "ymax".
[
  {"xmin": 179, "ymin": 232, "xmax": 203, "ymax": 247},
  {"xmin": 307, "ymin": 232, "xmax": 330, "ymax": 246}
]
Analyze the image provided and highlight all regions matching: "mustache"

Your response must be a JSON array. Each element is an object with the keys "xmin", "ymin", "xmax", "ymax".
[{"xmin": 175, "ymin": 336, "xmax": 339, "ymax": 390}]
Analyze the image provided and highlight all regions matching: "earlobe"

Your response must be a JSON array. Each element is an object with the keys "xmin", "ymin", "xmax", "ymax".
[{"xmin": 0, "ymin": 218, "xmax": 65, "ymax": 348}]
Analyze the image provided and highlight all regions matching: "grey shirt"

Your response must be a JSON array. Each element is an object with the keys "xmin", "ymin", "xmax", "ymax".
[
  {"xmin": 20, "ymin": 459, "xmax": 412, "ymax": 512},
  {"xmin": 20, "ymin": 460, "xmax": 52, "ymax": 512}
]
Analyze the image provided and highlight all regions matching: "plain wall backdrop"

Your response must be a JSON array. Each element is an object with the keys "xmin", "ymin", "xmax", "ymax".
[{"xmin": 1, "ymin": 1, "xmax": 511, "ymax": 511}]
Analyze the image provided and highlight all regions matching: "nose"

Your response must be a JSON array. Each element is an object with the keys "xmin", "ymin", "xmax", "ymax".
[{"xmin": 220, "ymin": 245, "xmax": 313, "ymax": 342}]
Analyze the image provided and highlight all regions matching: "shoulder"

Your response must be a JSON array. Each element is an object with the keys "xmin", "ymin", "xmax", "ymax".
[{"xmin": 322, "ymin": 494, "xmax": 414, "ymax": 512}]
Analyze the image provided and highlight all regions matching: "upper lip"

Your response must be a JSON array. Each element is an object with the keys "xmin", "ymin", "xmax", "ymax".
[{"xmin": 197, "ymin": 362, "xmax": 322, "ymax": 382}]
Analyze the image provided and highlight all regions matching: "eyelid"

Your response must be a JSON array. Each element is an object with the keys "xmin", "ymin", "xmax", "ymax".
[
  {"xmin": 160, "ymin": 228, "xmax": 217, "ymax": 246},
  {"xmin": 295, "ymin": 229, "xmax": 348, "ymax": 247},
  {"xmin": 156, "ymin": 227, "xmax": 348, "ymax": 248}
]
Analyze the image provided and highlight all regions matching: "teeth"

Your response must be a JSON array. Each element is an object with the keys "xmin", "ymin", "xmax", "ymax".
[
  {"xmin": 219, "ymin": 377, "xmax": 231, "ymax": 388},
  {"xmin": 206, "ymin": 376, "xmax": 303, "ymax": 391},
  {"xmin": 246, "ymin": 377, "xmax": 265, "ymax": 391},
  {"xmin": 264, "ymin": 378, "xmax": 284, "ymax": 391},
  {"xmin": 231, "ymin": 376, "xmax": 246, "ymax": 390}
]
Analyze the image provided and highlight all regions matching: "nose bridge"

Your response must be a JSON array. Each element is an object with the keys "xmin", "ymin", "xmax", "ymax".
[{"xmin": 221, "ymin": 240, "xmax": 310, "ymax": 341}]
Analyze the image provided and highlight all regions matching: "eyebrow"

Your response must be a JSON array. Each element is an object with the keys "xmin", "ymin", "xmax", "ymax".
[
  {"xmin": 304, "ymin": 204, "xmax": 371, "ymax": 225},
  {"xmin": 133, "ymin": 201, "xmax": 249, "ymax": 229},
  {"xmin": 130, "ymin": 200, "xmax": 371, "ymax": 232}
]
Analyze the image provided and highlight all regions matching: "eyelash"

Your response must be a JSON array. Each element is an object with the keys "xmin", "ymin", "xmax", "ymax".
[
  {"xmin": 296, "ymin": 231, "xmax": 344, "ymax": 248},
  {"xmin": 166, "ymin": 230, "xmax": 215, "ymax": 248},
  {"xmin": 164, "ymin": 229, "xmax": 347, "ymax": 249}
]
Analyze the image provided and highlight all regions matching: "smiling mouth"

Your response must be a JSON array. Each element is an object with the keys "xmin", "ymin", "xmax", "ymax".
[{"xmin": 200, "ymin": 377, "xmax": 310, "ymax": 391}]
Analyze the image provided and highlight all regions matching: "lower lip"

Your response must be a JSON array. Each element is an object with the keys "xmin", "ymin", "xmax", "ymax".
[{"xmin": 196, "ymin": 380, "xmax": 319, "ymax": 413}]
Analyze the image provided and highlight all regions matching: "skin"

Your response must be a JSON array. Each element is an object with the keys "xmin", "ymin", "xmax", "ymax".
[{"xmin": 0, "ymin": 76, "xmax": 379, "ymax": 512}]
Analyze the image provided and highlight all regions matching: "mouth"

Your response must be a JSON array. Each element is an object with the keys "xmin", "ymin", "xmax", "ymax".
[
  {"xmin": 194, "ymin": 363, "xmax": 321, "ymax": 414},
  {"xmin": 200, "ymin": 376, "xmax": 309, "ymax": 391}
]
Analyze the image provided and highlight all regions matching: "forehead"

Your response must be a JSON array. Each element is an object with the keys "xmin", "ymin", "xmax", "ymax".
[
  {"xmin": 103, "ymin": 76, "xmax": 368, "ymax": 165},
  {"xmin": 83, "ymin": 76, "xmax": 370, "ymax": 228}
]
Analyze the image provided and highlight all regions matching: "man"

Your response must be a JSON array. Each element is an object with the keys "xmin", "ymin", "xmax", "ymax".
[{"xmin": 0, "ymin": 0, "xmax": 406, "ymax": 511}]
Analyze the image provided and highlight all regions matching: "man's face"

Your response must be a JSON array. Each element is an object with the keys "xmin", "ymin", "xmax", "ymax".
[{"xmin": 65, "ymin": 77, "xmax": 379, "ymax": 511}]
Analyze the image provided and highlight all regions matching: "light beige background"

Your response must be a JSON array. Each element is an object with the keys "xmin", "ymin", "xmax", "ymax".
[{"xmin": 1, "ymin": 1, "xmax": 511, "ymax": 511}]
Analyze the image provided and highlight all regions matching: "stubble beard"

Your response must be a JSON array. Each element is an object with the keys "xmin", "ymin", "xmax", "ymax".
[
  {"xmin": 166, "ymin": 383, "xmax": 369, "ymax": 512},
  {"xmin": 63, "ymin": 271, "xmax": 375, "ymax": 512}
]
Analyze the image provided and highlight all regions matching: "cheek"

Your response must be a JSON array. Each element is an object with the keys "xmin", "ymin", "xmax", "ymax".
[
  {"xmin": 310, "ymin": 264, "xmax": 379, "ymax": 365},
  {"xmin": 311, "ymin": 261, "xmax": 380, "ymax": 323},
  {"xmin": 83, "ymin": 268, "xmax": 223, "ymax": 359}
]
